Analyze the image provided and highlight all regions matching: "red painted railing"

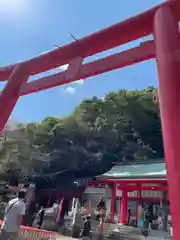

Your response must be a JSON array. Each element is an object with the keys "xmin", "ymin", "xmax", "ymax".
[{"xmin": 0, "ymin": 220, "xmax": 56, "ymax": 240}]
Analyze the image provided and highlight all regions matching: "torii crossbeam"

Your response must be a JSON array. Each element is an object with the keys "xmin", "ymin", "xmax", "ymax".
[{"xmin": 0, "ymin": 1, "xmax": 180, "ymax": 239}]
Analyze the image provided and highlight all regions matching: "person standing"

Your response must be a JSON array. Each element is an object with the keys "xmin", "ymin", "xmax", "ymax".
[
  {"xmin": 96, "ymin": 197, "xmax": 106, "ymax": 221},
  {"xmin": 38, "ymin": 206, "xmax": 45, "ymax": 229},
  {"xmin": 0, "ymin": 189, "xmax": 26, "ymax": 240},
  {"xmin": 137, "ymin": 203, "xmax": 145, "ymax": 228},
  {"xmin": 157, "ymin": 212, "xmax": 164, "ymax": 231},
  {"xmin": 97, "ymin": 197, "xmax": 106, "ymax": 211},
  {"xmin": 80, "ymin": 215, "xmax": 91, "ymax": 240},
  {"xmin": 127, "ymin": 208, "xmax": 132, "ymax": 226}
]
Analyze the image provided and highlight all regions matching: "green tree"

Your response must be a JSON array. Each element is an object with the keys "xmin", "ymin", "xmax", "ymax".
[{"xmin": 0, "ymin": 87, "xmax": 163, "ymax": 192}]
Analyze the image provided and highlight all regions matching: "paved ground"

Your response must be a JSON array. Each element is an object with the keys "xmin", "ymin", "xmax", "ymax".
[
  {"xmin": 55, "ymin": 233, "xmax": 171, "ymax": 240},
  {"xmin": 147, "ymin": 230, "xmax": 171, "ymax": 239},
  {"xmin": 56, "ymin": 235, "xmax": 76, "ymax": 240}
]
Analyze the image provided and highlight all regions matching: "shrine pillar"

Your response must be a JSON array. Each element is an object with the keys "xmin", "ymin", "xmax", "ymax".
[
  {"xmin": 119, "ymin": 189, "xmax": 128, "ymax": 224},
  {"xmin": 110, "ymin": 183, "xmax": 116, "ymax": 223},
  {"xmin": 71, "ymin": 197, "xmax": 75, "ymax": 212},
  {"xmin": 154, "ymin": 6, "xmax": 180, "ymax": 240},
  {"xmin": 136, "ymin": 200, "xmax": 139, "ymax": 222},
  {"xmin": 56, "ymin": 198, "xmax": 64, "ymax": 223},
  {"xmin": 136, "ymin": 185, "xmax": 141, "ymax": 222}
]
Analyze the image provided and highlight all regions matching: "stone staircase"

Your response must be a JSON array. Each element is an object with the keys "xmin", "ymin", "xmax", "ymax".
[
  {"xmin": 43, "ymin": 218, "xmax": 171, "ymax": 240},
  {"xmin": 91, "ymin": 222, "xmax": 141, "ymax": 240},
  {"xmin": 108, "ymin": 226, "xmax": 142, "ymax": 240},
  {"xmin": 91, "ymin": 222, "xmax": 171, "ymax": 240},
  {"xmin": 63, "ymin": 220, "xmax": 142, "ymax": 239}
]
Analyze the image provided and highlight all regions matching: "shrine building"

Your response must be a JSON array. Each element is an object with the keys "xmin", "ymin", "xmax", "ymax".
[{"xmin": 85, "ymin": 160, "xmax": 168, "ymax": 225}]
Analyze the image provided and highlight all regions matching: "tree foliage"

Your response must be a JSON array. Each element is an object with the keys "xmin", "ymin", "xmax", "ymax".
[{"xmin": 0, "ymin": 87, "xmax": 163, "ymax": 192}]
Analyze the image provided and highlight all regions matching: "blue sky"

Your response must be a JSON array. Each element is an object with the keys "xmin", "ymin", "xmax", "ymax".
[{"xmin": 0, "ymin": 0, "xmax": 163, "ymax": 123}]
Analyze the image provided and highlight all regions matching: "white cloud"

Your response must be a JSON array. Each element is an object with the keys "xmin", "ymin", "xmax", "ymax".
[
  {"xmin": 59, "ymin": 64, "xmax": 68, "ymax": 71},
  {"xmin": 64, "ymin": 87, "xmax": 76, "ymax": 94},
  {"xmin": 59, "ymin": 64, "xmax": 84, "ymax": 85},
  {"xmin": 75, "ymin": 79, "xmax": 84, "ymax": 85},
  {"xmin": 100, "ymin": 96, "xmax": 105, "ymax": 101}
]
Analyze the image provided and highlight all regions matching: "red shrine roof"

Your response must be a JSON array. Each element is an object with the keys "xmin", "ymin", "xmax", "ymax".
[{"xmin": 100, "ymin": 161, "xmax": 166, "ymax": 180}]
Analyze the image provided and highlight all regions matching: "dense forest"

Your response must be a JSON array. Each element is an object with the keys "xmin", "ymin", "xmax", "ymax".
[{"xmin": 0, "ymin": 86, "xmax": 163, "ymax": 192}]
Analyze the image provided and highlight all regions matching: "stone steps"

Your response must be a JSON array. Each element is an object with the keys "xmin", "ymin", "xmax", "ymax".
[
  {"xmin": 65, "ymin": 221, "xmax": 142, "ymax": 239},
  {"xmin": 44, "ymin": 219, "xmax": 171, "ymax": 240}
]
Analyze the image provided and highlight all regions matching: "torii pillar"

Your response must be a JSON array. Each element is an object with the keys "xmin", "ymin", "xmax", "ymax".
[{"xmin": 154, "ymin": 6, "xmax": 180, "ymax": 240}]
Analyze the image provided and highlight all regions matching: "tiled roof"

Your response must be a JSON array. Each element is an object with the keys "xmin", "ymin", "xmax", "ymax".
[{"xmin": 101, "ymin": 162, "xmax": 166, "ymax": 179}]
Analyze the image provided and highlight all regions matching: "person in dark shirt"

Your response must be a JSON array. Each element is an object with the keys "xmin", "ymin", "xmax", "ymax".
[
  {"xmin": 38, "ymin": 206, "xmax": 45, "ymax": 229},
  {"xmin": 145, "ymin": 206, "xmax": 153, "ymax": 230},
  {"xmin": 128, "ymin": 208, "xmax": 132, "ymax": 225},
  {"xmin": 97, "ymin": 197, "xmax": 106, "ymax": 211},
  {"xmin": 81, "ymin": 216, "xmax": 91, "ymax": 239},
  {"xmin": 96, "ymin": 197, "xmax": 106, "ymax": 221}
]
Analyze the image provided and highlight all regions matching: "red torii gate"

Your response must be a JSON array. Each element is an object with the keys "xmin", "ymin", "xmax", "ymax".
[{"xmin": 0, "ymin": 0, "xmax": 180, "ymax": 239}]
